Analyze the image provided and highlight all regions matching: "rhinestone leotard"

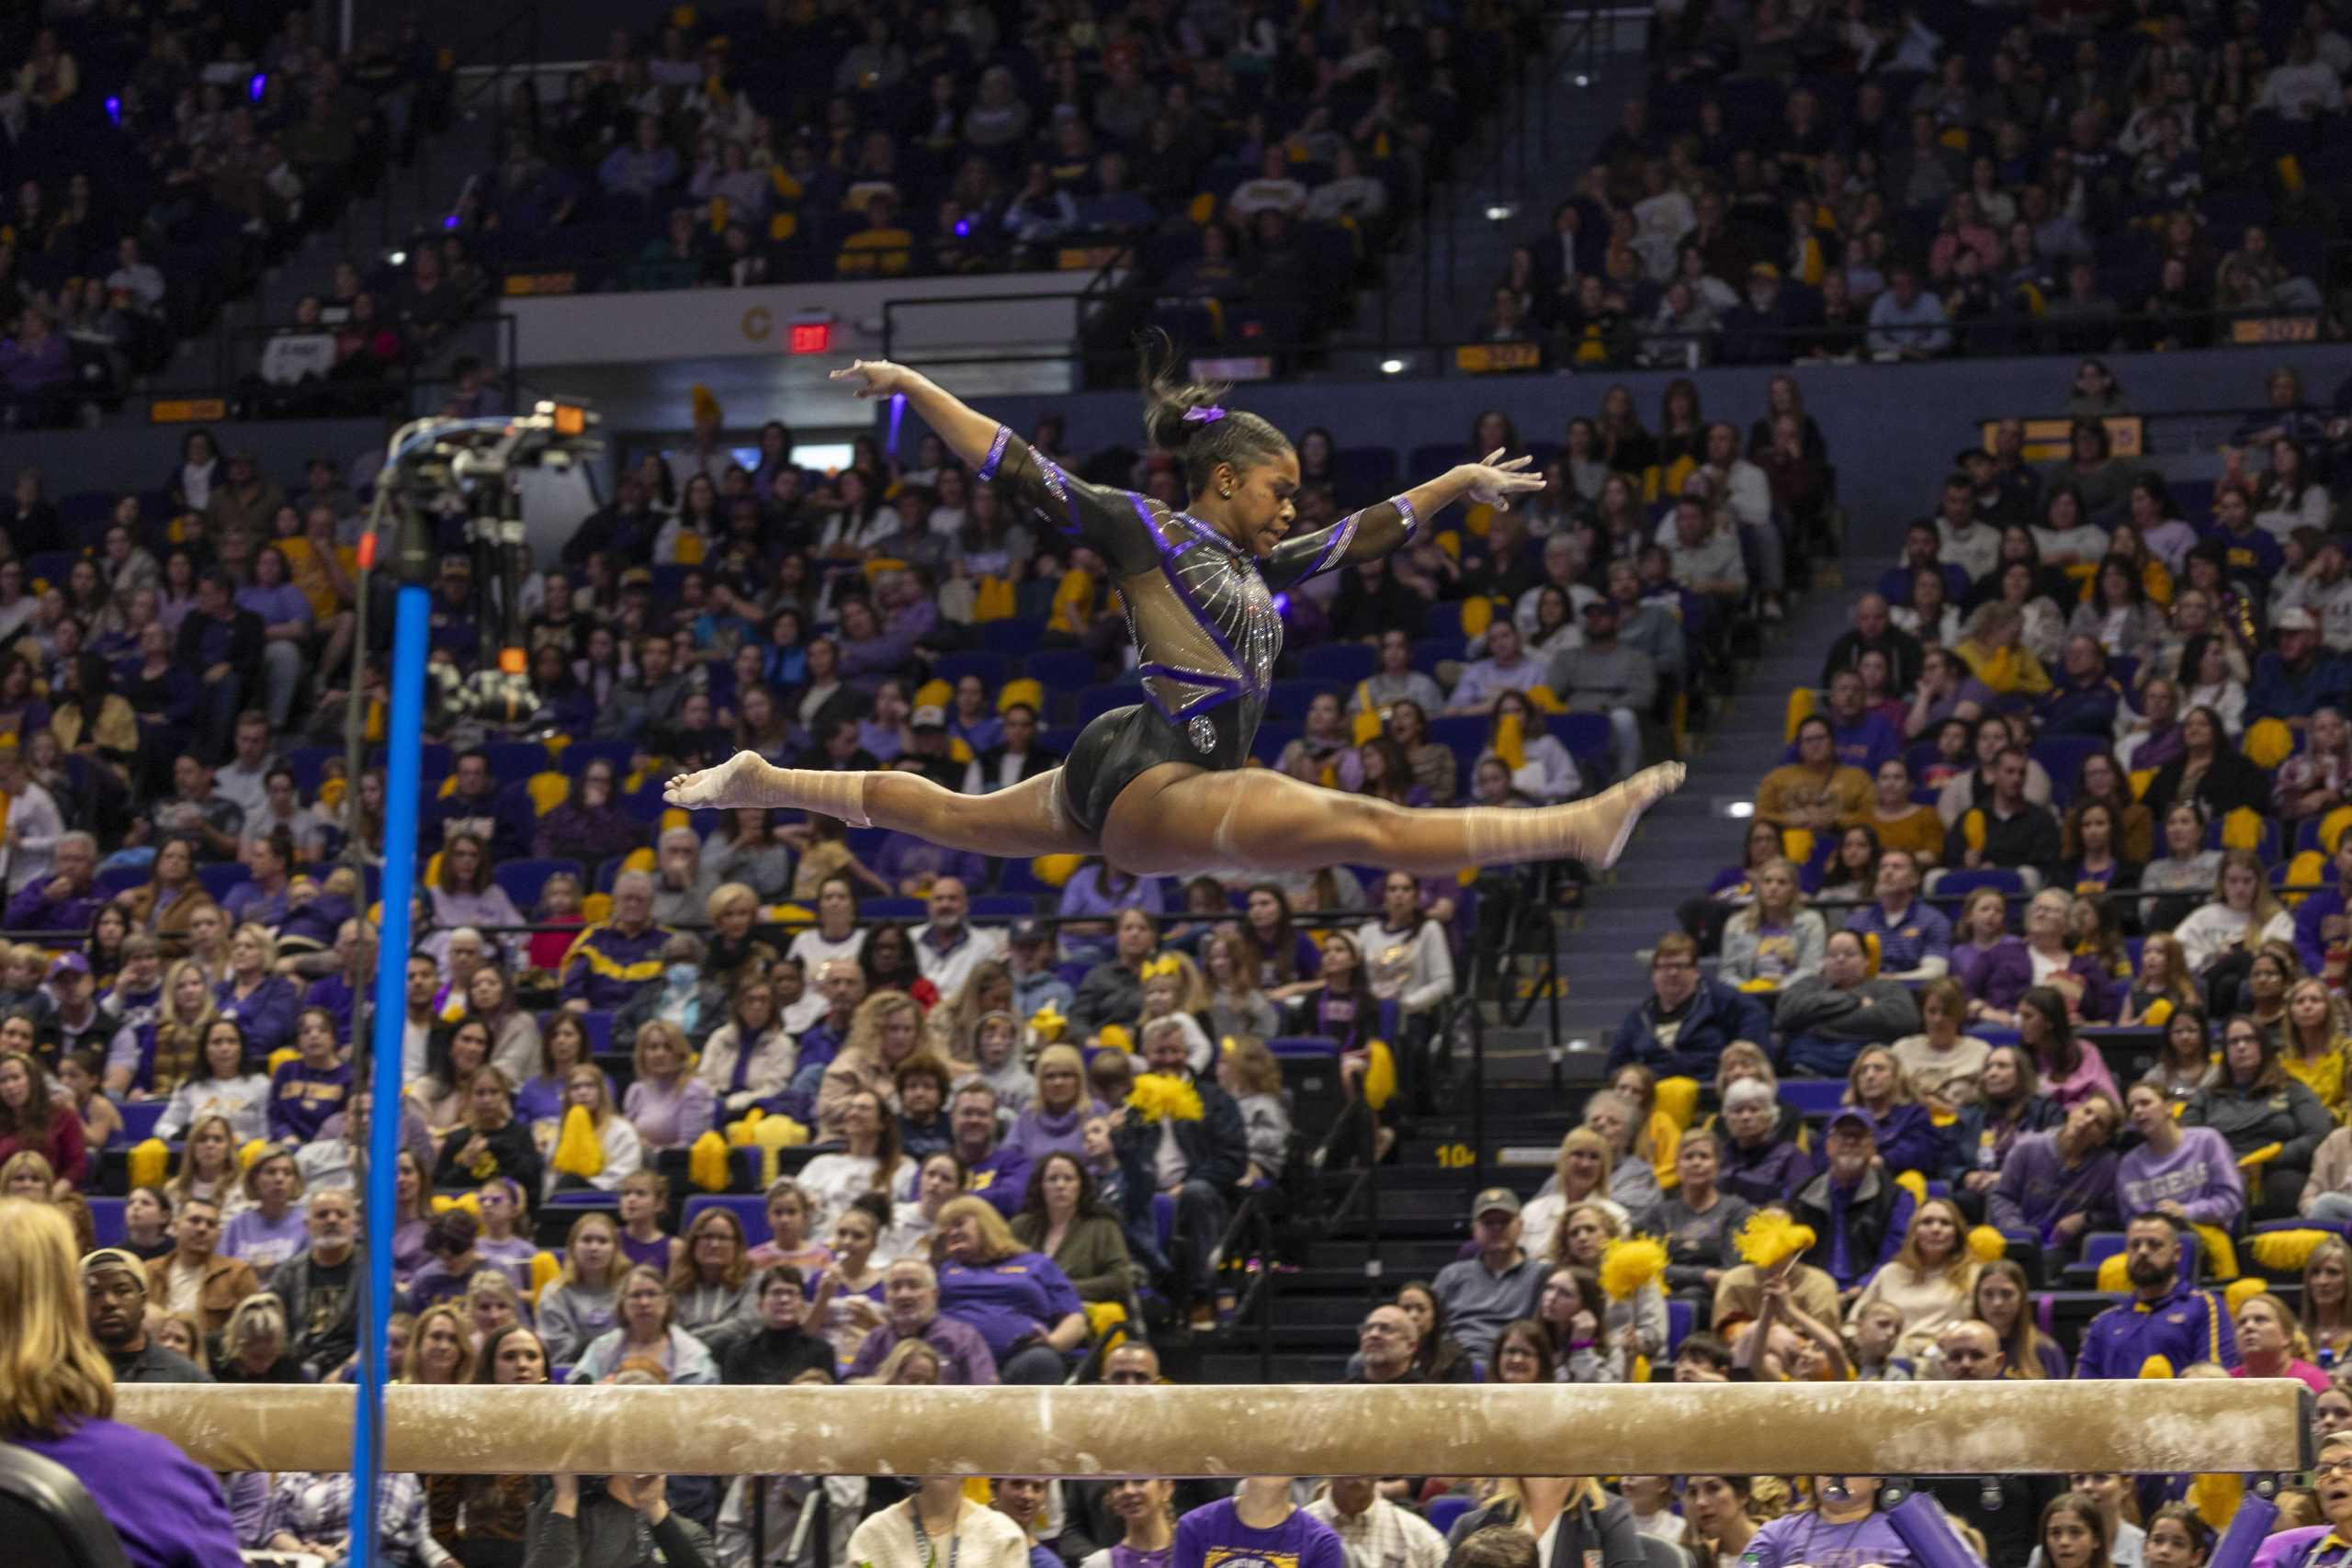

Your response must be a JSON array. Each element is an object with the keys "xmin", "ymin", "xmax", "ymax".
[{"xmin": 978, "ymin": 424, "xmax": 1419, "ymax": 834}]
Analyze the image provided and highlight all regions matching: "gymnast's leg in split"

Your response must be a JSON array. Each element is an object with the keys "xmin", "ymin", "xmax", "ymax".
[{"xmin": 662, "ymin": 748, "xmax": 1680, "ymax": 881}]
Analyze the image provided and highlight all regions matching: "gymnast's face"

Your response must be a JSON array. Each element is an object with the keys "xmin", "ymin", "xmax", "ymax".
[{"xmin": 1211, "ymin": 448, "xmax": 1302, "ymax": 558}]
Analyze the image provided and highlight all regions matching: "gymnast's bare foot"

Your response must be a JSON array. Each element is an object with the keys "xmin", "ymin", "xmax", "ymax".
[
  {"xmin": 1573, "ymin": 761, "xmax": 1686, "ymax": 870},
  {"xmin": 664, "ymin": 751, "xmax": 767, "ymax": 810}
]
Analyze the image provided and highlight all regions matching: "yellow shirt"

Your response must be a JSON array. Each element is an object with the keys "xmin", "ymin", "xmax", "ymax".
[{"xmin": 2281, "ymin": 1037, "xmax": 2350, "ymax": 1120}]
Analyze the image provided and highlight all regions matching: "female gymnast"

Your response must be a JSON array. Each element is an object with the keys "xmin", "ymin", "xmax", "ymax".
[{"xmin": 665, "ymin": 350, "xmax": 1685, "ymax": 879}]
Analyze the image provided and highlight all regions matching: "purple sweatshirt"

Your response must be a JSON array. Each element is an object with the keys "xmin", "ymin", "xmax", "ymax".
[
  {"xmin": 2116, "ymin": 1127, "xmax": 2246, "ymax": 1230},
  {"xmin": 1986, "ymin": 1131, "xmax": 2120, "ymax": 1243},
  {"xmin": 1744, "ymin": 1508, "xmax": 1917, "ymax": 1568},
  {"xmin": 17, "ymin": 1416, "xmax": 244, "ymax": 1568}
]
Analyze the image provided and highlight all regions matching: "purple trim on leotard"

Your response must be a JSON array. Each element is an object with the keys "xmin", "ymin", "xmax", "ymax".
[
  {"xmin": 1154, "ymin": 513, "xmax": 1250, "ymax": 672},
  {"xmin": 1395, "ymin": 493, "xmax": 1419, "ymax": 541},
  {"xmin": 977, "ymin": 425, "xmax": 1012, "ymax": 481},
  {"xmin": 1300, "ymin": 511, "xmax": 1361, "ymax": 580},
  {"xmin": 1137, "ymin": 662, "xmax": 1246, "ymax": 723}
]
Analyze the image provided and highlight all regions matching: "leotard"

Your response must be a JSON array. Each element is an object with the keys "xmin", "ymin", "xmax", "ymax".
[{"xmin": 978, "ymin": 423, "xmax": 1419, "ymax": 833}]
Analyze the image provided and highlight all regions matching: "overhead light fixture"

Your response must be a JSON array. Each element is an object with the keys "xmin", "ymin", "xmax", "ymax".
[
  {"xmin": 1485, "ymin": 203, "xmax": 1516, "ymax": 221},
  {"xmin": 1725, "ymin": 800, "xmax": 1755, "ymax": 818},
  {"xmin": 388, "ymin": 250, "xmax": 407, "ymax": 265},
  {"xmin": 1379, "ymin": 357, "xmax": 1406, "ymax": 375}
]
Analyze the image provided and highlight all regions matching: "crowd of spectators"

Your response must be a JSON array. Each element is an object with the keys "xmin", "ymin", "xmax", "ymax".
[
  {"xmin": 448, "ymin": 0, "xmax": 1513, "ymax": 348},
  {"xmin": 0, "ymin": 4, "xmax": 452, "ymax": 427},
  {"xmin": 1478, "ymin": 0, "xmax": 2352, "ymax": 367}
]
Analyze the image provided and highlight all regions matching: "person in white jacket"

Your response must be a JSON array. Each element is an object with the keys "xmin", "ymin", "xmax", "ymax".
[
  {"xmin": 697, "ymin": 977, "xmax": 798, "ymax": 1119},
  {"xmin": 543, "ymin": 1065, "xmax": 645, "ymax": 1198},
  {"xmin": 846, "ymin": 1477, "xmax": 1029, "ymax": 1568}
]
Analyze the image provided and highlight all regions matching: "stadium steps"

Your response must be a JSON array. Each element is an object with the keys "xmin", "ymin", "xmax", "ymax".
[
  {"xmin": 1333, "ymin": 11, "xmax": 1649, "ymax": 355},
  {"xmin": 1534, "ymin": 580, "xmax": 1868, "ymax": 1063}
]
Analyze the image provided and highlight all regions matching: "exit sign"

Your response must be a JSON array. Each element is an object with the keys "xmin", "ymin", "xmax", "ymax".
[{"xmin": 787, "ymin": 321, "xmax": 831, "ymax": 355}]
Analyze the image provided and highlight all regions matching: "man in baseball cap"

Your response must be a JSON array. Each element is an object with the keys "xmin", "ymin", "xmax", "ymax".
[
  {"xmin": 2252, "ymin": 604, "xmax": 2350, "ymax": 724},
  {"xmin": 82, "ymin": 1248, "xmax": 210, "ymax": 1383},
  {"xmin": 1426, "ymin": 1187, "xmax": 1543, "ymax": 1362},
  {"xmin": 899, "ymin": 704, "xmax": 962, "ymax": 790}
]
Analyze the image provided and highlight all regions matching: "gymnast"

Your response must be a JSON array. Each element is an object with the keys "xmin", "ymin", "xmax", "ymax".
[{"xmin": 664, "ymin": 344, "xmax": 1685, "ymax": 878}]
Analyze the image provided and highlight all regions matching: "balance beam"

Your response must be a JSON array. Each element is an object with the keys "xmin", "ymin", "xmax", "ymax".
[{"xmin": 112, "ymin": 1379, "xmax": 2312, "ymax": 1478}]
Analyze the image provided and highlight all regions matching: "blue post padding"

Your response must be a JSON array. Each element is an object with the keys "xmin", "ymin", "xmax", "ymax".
[
  {"xmin": 2209, "ymin": 1495, "xmax": 2282, "ymax": 1568},
  {"xmin": 351, "ymin": 581, "xmax": 431, "ymax": 1567},
  {"xmin": 1887, "ymin": 1491, "xmax": 1994, "ymax": 1568}
]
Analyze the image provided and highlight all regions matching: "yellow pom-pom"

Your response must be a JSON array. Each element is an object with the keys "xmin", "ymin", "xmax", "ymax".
[
  {"xmin": 2250, "ymin": 1230, "xmax": 2334, "ymax": 1271},
  {"xmin": 528, "ymin": 1249, "xmax": 560, "ymax": 1306},
  {"xmin": 1654, "ymin": 1077, "xmax": 1700, "ymax": 1133},
  {"xmin": 127, "ymin": 1137, "xmax": 167, "ymax": 1191},
  {"xmin": 1893, "ymin": 1168, "xmax": 1927, "ymax": 1206},
  {"xmin": 688, "ymin": 1130, "xmax": 731, "ymax": 1192},
  {"xmin": 2224, "ymin": 1277, "xmax": 2270, "ymax": 1317},
  {"xmin": 1127, "ymin": 1073, "xmax": 1204, "ymax": 1124},
  {"xmin": 2193, "ymin": 1224, "xmax": 2241, "ymax": 1282},
  {"xmin": 2097, "ymin": 1252, "xmax": 2130, "ymax": 1293},
  {"xmin": 266, "ymin": 1046, "xmax": 301, "ymax": 1078},
  {"xmin": 1098, "ymin": 1023, "xmax": 1133, "ymax": 1054},
  {"xmin": 2138, "ymin": 1354, "xmax": 2175, "ymax": 1379},
  {"xmin": 1735, "ymin": 1210, "xmax": 1817, "ymax": 1269},
  {"xmin": 1028, "ymin": 1004, "xmax": 1067, "ymax": 1043},
  {"xmin": 237, "ymin": 1138, "xmax": 269, "ymax": 1172},
  {"xmin": 1032, "ymin": 853, "xmax": 1081, "ymax": 888},
  {"xmin": 1966, "ymin": 1225, "xmax": 2008, "ymax": 1265},
  {"xmin": 727, "ymin": 1109, "xmax": 763, "ymax": 1146},
  {"xmin": 552, "ymin": 1104, "xmax": 605, "ymax": 1179},
  {"xmin": 1600, "ymin": 1236, "xmax": 1668, "ymax": 1302}
]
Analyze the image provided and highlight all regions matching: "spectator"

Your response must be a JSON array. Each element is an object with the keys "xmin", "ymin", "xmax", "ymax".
[
  {"xmin": 2074, "ymin": 1213, "xmax": 2237, "ymax": 1376},
  {"xmin": 1941, "ymin": 747, "xmax": 2064, "ymax": 889},
  {"xmin": 142, "ymin": 1192, "xmax": 259, "ymax": 1336},
  {"xmin": 1109, "ymin": 1021, "xmax": 1248, "ymax": 1327},
  {"xmin": 2120, "ymin": 1081, "xmax": 2245, "ymax": 1233},
  {"xmin": 1989, "ymin": 1093, "xmax": 2123, "ymax": 1253},
  {"xmin": 1756, "ymin": 716, "xmax": 1871, "ymax": 830},
  {"xmin": 4, "ymin": 1201, "xmax": 243, "ymax": 1568},
  {"xmin": 1847, "ymin": 851, "xmax": 1952, "ymax": 982},
  {"xmin": 2184, "ymin": 1014, "xmax": 2331, "ymax": 1221},
  {"xmin": 1792, "ymin": 1110, "xmax": 1916, "ymax": 1292},
  {"xmin": 1430, "ymin": 1188, "xmax": 1545, "ymax": 1363},
  {"xmin": 844, "ymin": 1256, "xmax": 999, "ymax": 1382},
  {"xmin": 1608, "ymin": 932, "xmax": 1771, "ymax": 1080},
  {"xmin": 1867, "ymin": 266, "xmax": 1951, "ymax": 359},
  {"xmin": 1775, "ymin": 929, "xmax": 1923, "ymax": 1077}
]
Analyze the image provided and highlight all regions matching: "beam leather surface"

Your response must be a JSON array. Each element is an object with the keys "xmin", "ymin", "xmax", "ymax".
[{"xmin": 114, "ymin": 1380, "xmax": 2312, "ymax": 1478}]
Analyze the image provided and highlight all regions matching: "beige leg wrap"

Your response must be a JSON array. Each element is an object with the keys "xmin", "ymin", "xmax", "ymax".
[{"xmin": 762, "ymin": 766, "xmax": 872, "ymax": 829}]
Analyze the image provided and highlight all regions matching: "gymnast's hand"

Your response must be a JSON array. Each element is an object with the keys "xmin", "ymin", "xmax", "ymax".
[
  {"xmin": 831, "ymin": 359, "xmax": 910, "ymax": 399},
  {"xmin": 1459, "ymin": 449, "xmax": 1544, "ymax": 512}
]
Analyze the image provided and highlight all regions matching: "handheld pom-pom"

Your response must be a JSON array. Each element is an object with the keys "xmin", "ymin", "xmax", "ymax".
[
  {"xmin": 1600, "ymin": 1236, "xmax": 1668, "ymax": 1302},
  {"xmin": 1735, "ymin": 1209, "xmax": 1817, "ymax": 1269},
  {"xmin": 688, "ymin": 1130, "xmax": 731, "ymax": 1192},
  {"xmin": 1127, "ymin": 1074, "xmax": 1204, "ymax": 1124},
  {"xmin": 2138, "ymin": 1354, "xmax": 2175, "ymax": 1379},
  {"xmin": 2250, "ymin": 1229, "xmax": 2334, "ymax": 1271},
  {"xmin": 1966, "ymin": 1225, "xmax": 2008, "ymax": 1265},
  {"xmin": 552, "ymin": 1104, "xmax": 605, "ymax": 1179},
  {"xmin": 2223, "ymin": 1277, "xmax": 2270, "ymax": 1316}
]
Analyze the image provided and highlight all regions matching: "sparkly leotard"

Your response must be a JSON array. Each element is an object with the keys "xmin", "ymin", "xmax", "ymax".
[{"xmin": 978, "ymin": 424, "xmax": 1419, "ymax": 834}]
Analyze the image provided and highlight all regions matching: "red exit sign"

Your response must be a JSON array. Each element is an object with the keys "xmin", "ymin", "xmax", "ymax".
[{"xmin": 787, "ymin": 321, "xmax": 831, "ymax": 355}]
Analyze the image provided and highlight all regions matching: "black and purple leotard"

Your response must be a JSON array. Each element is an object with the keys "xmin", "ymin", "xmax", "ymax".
[{"xmin": 977, "ymin": 423, "xmax": 1419, "ymax": 833}]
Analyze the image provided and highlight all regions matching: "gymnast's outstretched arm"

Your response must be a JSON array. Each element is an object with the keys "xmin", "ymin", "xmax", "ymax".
[{"xmin": 1261, "ymin": 447, "xmax": 1540, "ymax": 592}]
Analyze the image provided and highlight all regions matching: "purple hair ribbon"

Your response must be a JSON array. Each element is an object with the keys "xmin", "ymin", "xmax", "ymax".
[{"xmin": 1182, "ymin": 406, "xmax": 1226, "ymax": 423}]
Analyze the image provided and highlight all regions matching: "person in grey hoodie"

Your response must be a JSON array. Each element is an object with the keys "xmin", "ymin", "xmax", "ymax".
[
  {"xmin": 1547, "ymin": 596, "xmax": 1657, "ymax": 781},
  {"xmin": 1774, "ymin": 929, "xmax": 1924, "ymax": 1077}
]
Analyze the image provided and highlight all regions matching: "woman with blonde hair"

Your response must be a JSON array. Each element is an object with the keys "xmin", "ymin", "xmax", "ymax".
[
  {"xmin": 816, "ymin": 989, "xmax": 928, "ymax": 1135},
  {"xmin": 621, "ymin": 1017, "xmax": 716, "ymax": 1153},
  {"xmin": 1579, "ymin": 1089, "xmax": 1664, "ymax": 1214},
  {"xmin": 566, "ymin": 1264, "xmax": 720, "ymax": 1385},
  {"xmin": 1217, "ymin": 1035, "xmax": 1293, "ymax": 1184},
  {"xmin": 1438, "ymin": 1475, "xmax": 1643, "ymax": 1568},
  {"xmin": 538, "ymin": 1211, "xmax": 629, "ymax": 1364},
  {"xmin": 1842, "ymin": 1045, "xmax": 1940, "ymax": 1177},
  {"xmin": 2297, "ymin": 1235, "xmax": 2352, "ymax": 1362},
  {"xmin": 0, "ymin": 1198, "xmax": 245, "ymax": 1566},
  {"xmin": 2280, "ymin": 976, "xmax": 2352, "ymax": 1119},
  {"xmin": 1004, "ymin": 1043, "xmax": 1103, "ymax": 1163},
  {"xmin": 2176, "ymin": 849, "xmax": 2295, "ymax": 976},
  {"xmin": 933, "ymin": 1192, "xmax": 1089, "ymax": 1382},
  {"xmin": 865, "ymin": 1337, "xmax": 946, "ymax": 1386},
  {"xmin": 153, "ymin": 1308, "xmax": 211, "ymax": 1372},
  {"xmin": 2120, "ymin": 933, "xmax": 2199, "ymax": 1028},
  {"xmin": 215, "ymin": 921, "xmax": 300, "ymax": 1057},
  {"xmin": 1718, "ymin": 857, "xmax": 1825, "ymax": 990},
  {"xmin": 164, "ymin": 1112, "xmax": 242, "ymax": 1213},
  {"xmin": 1545, "ymin": 1201, "xmax": 1667, "ymax": 1368},
  {"xmin": 1521, "ymin": 1125, "xmax": 1626, "ymax": 1243},
  {"xmin": 1847, "ymin": 1196, "xmax": 1981, "ymax": 1359},
  {"xmin": 666, "ymin": 1204, "xmax": 761, "ymax": 1352},
  {"xmin": 0, "ymin": 1148, "xmax": 56, "ymax": 1200},
  {"xmin": 1973, "ymin": 1257, "xmax": 2067, "ymax": 1378},
  {"xmin": 801, "ymin": 1087, "xmax": 909, "ymax": 1231},
  {"xmin": 545, "ymin": 1064, "xmax": 645, "ymax": 1197},
  {"xmin": 928, "ymin": 959, "xmax": 1017, "ymax": 1062},
  {"xmin": 403, "ymin": 1302, "xmax": 477, "ymax": 1384},
  {"xmin": 1201, "ymin": 926, "xmax": 1280, "ymax": 1043},
  {"xmin": 2233, "ymin": 1290, "xmax": 2331, "ymax": 1392},
  {"xmin": 216, "ymin": 1291, "xmax": 303, "ymax": 1383},
  {"xmin": 146, "ymin": 956, "xmax": 221, "ymax": 1099}
]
